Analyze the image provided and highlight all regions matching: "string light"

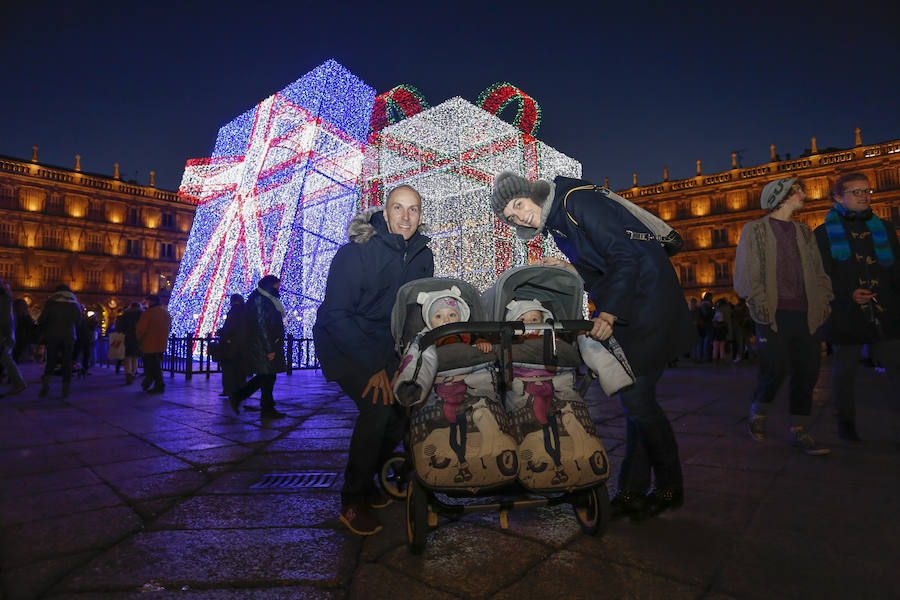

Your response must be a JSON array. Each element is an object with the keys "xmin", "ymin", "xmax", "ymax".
[
  {"xmin": 169, "ymin": 60, "xmax": 375, "ymax": 349},
  {"xmin": 477, "ymin": 82, "xmax": 542, "ymax": 136},
  {"xmin": 172, "ymin": 64, "xmax": 583, "ymax": 360},
  {"xmin": 370, "ymin": 85, "xmax": 429, "ymax": 135},
  {"xmin": 361, "ymin": 95, "xmax": 580, "ymax": 291}
]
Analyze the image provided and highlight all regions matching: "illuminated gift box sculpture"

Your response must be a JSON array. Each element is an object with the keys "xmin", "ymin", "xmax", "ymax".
[
  {"xmin": 361, "ymin": 83, "xmax": 582, "ymax": 291},
  {"xmin": 169, "ymin": 60, "xmax": 374, "ymax": 342}
]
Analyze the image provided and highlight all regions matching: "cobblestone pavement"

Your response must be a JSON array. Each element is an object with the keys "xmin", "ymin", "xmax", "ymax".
[{"xmin": 0, "ymin": 359, "xmax": 897, "ymax": 600}]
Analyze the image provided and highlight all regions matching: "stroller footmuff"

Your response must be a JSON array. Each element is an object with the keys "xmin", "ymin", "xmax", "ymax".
[
  {"xmin": 507, "ymin": 340, "xmax": 609, "ymax": 492},
  {"xmin": 402, "ymin": 342, "xmax": 518, "ymax": 490}
]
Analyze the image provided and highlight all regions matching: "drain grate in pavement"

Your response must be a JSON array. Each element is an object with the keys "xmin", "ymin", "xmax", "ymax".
[{"xmin": 249, "ymin": 472, "xmax": 337, "ymax": 489}]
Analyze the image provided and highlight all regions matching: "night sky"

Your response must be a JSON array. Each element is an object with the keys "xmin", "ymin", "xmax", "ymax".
[{"xmin": 2, "ymin": 1, "xmax": 898, "ymax": 192}]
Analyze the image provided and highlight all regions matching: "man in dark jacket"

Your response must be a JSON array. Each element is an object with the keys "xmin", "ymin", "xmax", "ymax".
[
  {"xmin": 0, "ymin": 279, "xmax": 26, "ymax": 397},
  {"xmin": 814, "ymin": 172, "xmax": 900, "ymax": 442},
  {"xmin": 38, "ymin": 284, "xmax": 82, "ymax": 397},
  {"xmin": 314, "ymin": 185, "xmax": 434, "ymax": 536},
  {"xmin": 230, "ymin": 276, "xmax": 286, "ymax": 418},
  {"xmin": 492, "ymin": 171, "xmax": 694, "ymax": 520}
]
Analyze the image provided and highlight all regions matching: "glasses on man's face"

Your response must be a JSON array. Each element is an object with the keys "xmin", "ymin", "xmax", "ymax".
[{"xmin": 844, "ymin": 188, "xmax": 874, "ymax": 197}]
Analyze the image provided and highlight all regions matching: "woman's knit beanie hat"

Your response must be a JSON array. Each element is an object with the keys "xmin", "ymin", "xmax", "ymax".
[{"xmin": 490, "ymin": 170, "xmax": 553, "ymax": 240}]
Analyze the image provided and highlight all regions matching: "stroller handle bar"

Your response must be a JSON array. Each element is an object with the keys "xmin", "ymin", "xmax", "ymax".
[{"xmin": 418, "ymin": 319, "xmax": 595, "ymax": 351}]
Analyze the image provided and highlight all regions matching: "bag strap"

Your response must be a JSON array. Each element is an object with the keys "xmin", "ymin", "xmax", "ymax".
[{"xmin": 562, "ymin": 184, "xmax": 676, "ymax": 244}]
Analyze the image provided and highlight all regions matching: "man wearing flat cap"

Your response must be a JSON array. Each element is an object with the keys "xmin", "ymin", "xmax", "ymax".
[
  {"xmin": 491, "ymin": 170, "xmax": 695, "ymax": 520},
  {"xmin": 734, "ymin": 177, "xmax": 833, "ymax": 455}
]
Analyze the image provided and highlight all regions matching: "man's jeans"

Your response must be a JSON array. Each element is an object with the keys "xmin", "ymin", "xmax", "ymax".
[
  {"xmin": 142, "ymin": 353, "xmax": 165, "ymax": 390},
  {"xmin": 340, "ymin": 376, "xmax": 407, "ymax": 506},
  {"xmin": 617, "ymin": 366, "xmax": 683, "ymax": 492},
  {"xmin": 832, "ymin": 339, "xmax": 900, "ymax": 424},
  {"xmin": 751, "ymin": 310, "xmax": 821, "ymax": 428},
  {"xmin": 44, "ymin": 338, "xmax": 74, "ymax": 382}
]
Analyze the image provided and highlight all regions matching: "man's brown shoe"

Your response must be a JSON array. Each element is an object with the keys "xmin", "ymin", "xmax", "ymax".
[{"xmin": 340, "ymin": 504, "xmax": 382, "ymax": 536}]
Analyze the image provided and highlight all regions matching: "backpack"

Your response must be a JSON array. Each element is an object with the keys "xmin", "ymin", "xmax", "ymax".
[{"xmin": 562, "ymin": 185, "xmax": 683, "ymax": 256}]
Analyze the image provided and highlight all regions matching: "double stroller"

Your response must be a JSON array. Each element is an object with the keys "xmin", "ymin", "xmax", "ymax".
[{"xmin": 383, "ymin": 265, "xmax": 613, "ymax": 553}]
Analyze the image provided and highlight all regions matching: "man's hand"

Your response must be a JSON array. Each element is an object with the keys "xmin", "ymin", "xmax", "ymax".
[
  {"xmin": 475, "ymin": 341, "xmax": 493, "ymax": 353},
  {"xmin": 852, "ymin": 288, "xmax": 875, "ymax": 305},
  {"xmin": 266, "ymin": 352, "xmax": 276, "ymax": 360},
  {"xmin": 363, "ymin": 369, "xmax": 394, "ymax": 405},
  {"xmin": 589, "ymin": 312, "xmax": 616, "ymax": 341},
  {"xmin": 540, "ymin": 256, "xmax": 578, "ymax": 273}
]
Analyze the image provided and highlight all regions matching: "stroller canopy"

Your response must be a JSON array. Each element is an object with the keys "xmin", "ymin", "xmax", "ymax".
[
  {"xmin": 483, "ymin": 265, "xmax": 585, "ymax": 321},
  {"xmin": 391, "ymin": 277, "xmax": 486, "ymax": 352}
]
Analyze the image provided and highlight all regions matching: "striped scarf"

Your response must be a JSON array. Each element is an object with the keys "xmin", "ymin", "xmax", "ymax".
[{"xmin": 824, "ymin": 203, "xmax": 894, "ymax": 266}]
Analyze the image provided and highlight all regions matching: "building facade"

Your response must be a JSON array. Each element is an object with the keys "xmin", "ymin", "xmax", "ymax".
[
  {"xmin": 618, "ymin": 133, "xmax": 900, "ymax": 301},
  {"xmin": 0, "ymin": 151, "xmax": 195, "ymax": 328}
]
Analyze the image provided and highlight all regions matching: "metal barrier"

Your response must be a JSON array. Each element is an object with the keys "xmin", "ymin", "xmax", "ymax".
[{"xmin": 97, "ymin": 335, "xmax": 319, "ymax": 379}]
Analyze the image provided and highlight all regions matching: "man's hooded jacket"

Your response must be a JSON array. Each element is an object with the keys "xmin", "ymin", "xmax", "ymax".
[{"xmin": 314, "ymin": 207, "xmax": 433, "ymax": 393}]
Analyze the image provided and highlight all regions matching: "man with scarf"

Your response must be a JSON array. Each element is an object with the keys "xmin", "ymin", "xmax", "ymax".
[
  {"xmin": 37, "ymin": 284, "xmax": 82, "ymax": 397},
  {"xmin": 230, "ymin": 275, "xmax": 286, "ymax": 419},
  {"xmin": 814, "ymin": 172, "xmax": 900, "ymax": 442}
]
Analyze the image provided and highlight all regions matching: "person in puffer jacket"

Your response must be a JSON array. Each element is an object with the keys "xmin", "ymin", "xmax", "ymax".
[
  {"xmin": 37, "ymin": 284, "xmax": 82, "ymax": 398},
  {"xmin": 314, "ymin": 185, "xmax": 433, "ymax": 536}
]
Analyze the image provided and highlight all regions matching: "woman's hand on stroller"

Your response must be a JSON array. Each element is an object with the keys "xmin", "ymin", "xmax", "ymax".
[
  {"xmin": 540, "ymin": 256, "xmax": 578, "ymax": 273},
  {"xmin": 588, "ymin": 313, "xmax": 616, "ymax": 341},
  {"xmin": 364, "ymin": 369, "xmax": 394, "ymax": 405}
]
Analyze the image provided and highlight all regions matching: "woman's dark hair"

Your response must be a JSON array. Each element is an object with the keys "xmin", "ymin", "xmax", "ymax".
[{"xmin": 259, "ymin": 275, "xmax": 280, "ymax": 289}]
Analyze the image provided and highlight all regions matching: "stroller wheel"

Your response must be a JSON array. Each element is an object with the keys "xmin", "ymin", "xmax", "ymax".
[
  {"xmin": 379, "ymin": 452, "xmax": 410, "ymax": 500},
  {"xmin": 406, "ymin": 477, "xmax": 428, "ymax": 554},
  {"xmin": 573, "ymin": 483, "xmax": 610, "ymax": 537}
]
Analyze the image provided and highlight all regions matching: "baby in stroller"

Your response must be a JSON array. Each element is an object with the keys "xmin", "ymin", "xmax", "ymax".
[
  {"xmin": 394, "ymin": 279, "xmax": 518, "ymax": 490},
  {"xmin": 486, "ymin": 265, "xmax": 624, "ymax": 492}
]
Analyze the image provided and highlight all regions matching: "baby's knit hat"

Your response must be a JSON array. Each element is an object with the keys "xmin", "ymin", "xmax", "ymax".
[
  {"xmin": 417, "ymin": 286, "xmax": 470, "ymax": 329},
  {"xmin": 505, "ymin": 299, "xmax": 553, "ymax": 322}
]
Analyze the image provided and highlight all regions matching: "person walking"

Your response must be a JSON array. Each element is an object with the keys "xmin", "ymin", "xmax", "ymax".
[
  {"xmin": 217, "ymin": 294, "xmax": 247, "ymax": 399},
  {"xmin": 734, "ymin": 177, "xmax": 833, "ymax": 455},
  {"xmin": 491, "ymin": 171, "xmax": 695, "ymax": 520},
  {"xmin": 75, "ymin": 313, "xmax": 99, "ymax": 378},
  {"xmin": 314, "ymin": 184, "xmax": 434, "ymax": 535},
  {"xmin": 813, "ymin": 172, "xmax": 900, "ymax": 442},
  {"xmin": 37, "ymin": 284, "xmax": 82, "ymax": 398},
  {"xmin": 136, "ymin": 294, "xmax": 171, "ymax": 394},
  {"xmin": 0, "ymin": 279, "xmax": 26, "ymax": 397},
  {"xmin": 116, "ymin": 302, "xmax": 143, "ymax": 384},
  {"xmin": 12, "ymin": 299, "xmax": 36, "ymax": 364},
  {"xmin": 229, "ymin": 276, "xmax": 286, "ymax": 419},
  {"xmin": 732, "ymin": 297, "xmax": 751, "ymax": 362}
]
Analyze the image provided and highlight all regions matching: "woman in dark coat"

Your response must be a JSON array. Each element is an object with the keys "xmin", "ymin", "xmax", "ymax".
[
  {"xmin": 492, "ymin": 171, "xmax": 695, "ymax": 520},
  {"xmin": 230, "ymin": 275, "xmax": 286, "ymax": 419},
  {"xmin": 216, "ymin": 294, "xmax": 248, "ymax": 398}
]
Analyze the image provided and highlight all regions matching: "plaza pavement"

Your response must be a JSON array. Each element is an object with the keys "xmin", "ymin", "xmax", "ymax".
[{"xmin": 0, "ymin": 358, "xmax": 897, "ymax": 600}]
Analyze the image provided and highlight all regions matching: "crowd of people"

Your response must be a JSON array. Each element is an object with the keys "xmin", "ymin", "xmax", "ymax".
[
  {"xmin": 1, "ymin": 168, "xmax": 895, "ymax": 541},
  {"xmin": 0, "ymin": 285, "xmax": 172, "ymax": 398}
]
